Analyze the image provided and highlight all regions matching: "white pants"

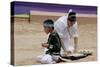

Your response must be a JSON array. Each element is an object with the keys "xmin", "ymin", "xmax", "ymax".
[{"xmin": 36, "ymin": 54, "xmax": 59, "ymax": 64}]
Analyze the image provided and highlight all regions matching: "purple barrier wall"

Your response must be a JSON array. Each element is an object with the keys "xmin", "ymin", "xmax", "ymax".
[{"xmin": 11, "ymin": 1, "xmax": 97, "ymax": 15}]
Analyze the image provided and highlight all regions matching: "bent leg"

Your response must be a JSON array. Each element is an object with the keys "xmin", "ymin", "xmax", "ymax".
[{"xmin": 41, "ymin": 54, "xmax": 54, "ymax": 64}]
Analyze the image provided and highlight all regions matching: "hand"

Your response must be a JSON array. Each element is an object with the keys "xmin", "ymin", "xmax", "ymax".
[
  {"xmin": 63, "ymin": 51, "xmax": 72, "ymax": 57},
  {"xmin": 42, "ymin": 43, "xmax": 48, "ymax": 47},
  {"xmin": 63, "ymin": 51, "xmax": 68, "ymax": 57}
]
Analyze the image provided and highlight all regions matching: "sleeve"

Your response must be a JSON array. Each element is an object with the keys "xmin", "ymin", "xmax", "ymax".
[
  {"xmin": 54, "ymin": 16, "xmax": 66, "ymax": 38},
  {"xmin": 70, "ymin": 22, "xmax": 79, "ymax": 38}
]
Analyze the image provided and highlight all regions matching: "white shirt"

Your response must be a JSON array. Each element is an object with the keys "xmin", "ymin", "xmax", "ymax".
[
  {"xmin": 54, "ymin": 15, "xmax": 79, "ymax": 52},
  {"xmin": 54, "ymin": 15, "xmax": 79, "ymax": 39}
]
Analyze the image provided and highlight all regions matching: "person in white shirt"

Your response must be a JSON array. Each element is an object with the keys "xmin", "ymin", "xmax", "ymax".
[{"xmin": 54, "ymin": 9, "xmax": 79, "ymax": 56}]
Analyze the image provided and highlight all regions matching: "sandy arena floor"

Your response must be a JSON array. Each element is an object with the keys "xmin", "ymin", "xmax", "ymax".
[{"xmin": 12, "ymin": 15, "xmax": 97, "ymax": 66}]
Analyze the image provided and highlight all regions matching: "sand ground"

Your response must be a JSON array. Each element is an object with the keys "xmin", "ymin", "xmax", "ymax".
[{"xmin": 13, "ymin": 15, "xmax": 97, "ymax": 66}]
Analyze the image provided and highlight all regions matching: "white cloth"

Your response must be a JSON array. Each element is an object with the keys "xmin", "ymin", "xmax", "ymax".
[
  {"xmin": 36, "ymin": 54, "xmax": 59, "ymax": 64},
  {"xmin": 36, "ymin": 54, "xmax": 54, "ymax": 64},
  {"xmin": 54, "ymin": 15, "xmax": 79, "ymax": 53}
]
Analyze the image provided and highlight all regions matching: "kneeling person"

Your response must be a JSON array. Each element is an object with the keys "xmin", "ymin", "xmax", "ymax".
[{"xmin": 37, "ymin": 19, "xmax": 62, "ymax": 64}]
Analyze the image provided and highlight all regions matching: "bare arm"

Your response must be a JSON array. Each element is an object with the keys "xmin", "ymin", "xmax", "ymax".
[{"xmin": 74, "ymin": 37, "xmax": 78, "ymax": 52}]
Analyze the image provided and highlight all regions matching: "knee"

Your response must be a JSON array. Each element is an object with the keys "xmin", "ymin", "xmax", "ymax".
[
  {"xmin": 41, "ymin": 55, "xmax": 53, "ymax": 64},
  {"xmin": 36, "ymin": 55, "xmax": 43, "ymax": 62}
]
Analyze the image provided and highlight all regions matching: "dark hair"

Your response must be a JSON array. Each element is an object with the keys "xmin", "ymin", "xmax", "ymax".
[
  {"xmin": 43, "ymin": 19, "xmax": 54, "ymax": 29},
  {"xmin": 68, "ymin": 12, "xmax": 76, "ymax": 22}
]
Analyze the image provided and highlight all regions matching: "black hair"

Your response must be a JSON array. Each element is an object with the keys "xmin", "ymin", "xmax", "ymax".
[
  {"xmin": 43, "ymin": 19, "xmax": 54, "ymax": 29},
  {"xmin": 68, "ymin": 12, "xmax": 76, "ymax": 22}
]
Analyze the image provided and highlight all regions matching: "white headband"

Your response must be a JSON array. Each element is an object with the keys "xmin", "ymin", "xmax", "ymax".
[{"xmin": 43, "ymin": 23, "xmax": 54, "ymax": 28}]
